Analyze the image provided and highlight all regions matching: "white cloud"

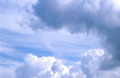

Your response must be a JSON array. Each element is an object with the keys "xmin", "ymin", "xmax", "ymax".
[
  {"xmin": 15, "ymin": 53, "xmax": 86, "ymax": 78},
  {"xmin": 14, "ymin": 49, "xmax": 120, "ymax": 78}
]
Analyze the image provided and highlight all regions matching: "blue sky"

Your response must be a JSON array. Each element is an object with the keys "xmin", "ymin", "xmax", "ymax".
[{"xmin": 0, "ymin": 0, "xmax": 120, "ymax": 78}]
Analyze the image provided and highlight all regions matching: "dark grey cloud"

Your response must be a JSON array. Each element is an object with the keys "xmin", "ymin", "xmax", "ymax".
[{"xmin": 31, "ymin": 0, "xmax": 120, "ymax": 69}]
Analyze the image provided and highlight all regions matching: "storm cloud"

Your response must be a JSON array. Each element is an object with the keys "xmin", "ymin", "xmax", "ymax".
[{"xmin": 31, "ymin": 0, "xmax": 120, "ymax": 69}]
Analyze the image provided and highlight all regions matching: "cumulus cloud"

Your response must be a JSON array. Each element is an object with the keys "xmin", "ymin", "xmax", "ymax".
[
  {"xmin": 29, "ymin": 0, "xmax": 120, "ymax": 69},
  {"xmin": 15, "ymin": 53, "xmax": 84, "ymax": 78},
  {"xmin": 14, "ymin": 49, "xmax": 120, "ymax": 78}
]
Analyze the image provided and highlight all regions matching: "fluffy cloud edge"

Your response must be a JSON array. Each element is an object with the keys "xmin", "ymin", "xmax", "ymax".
[{"xmin": 13, "ymin": 49, "xmax": 120, "ymax": 78}]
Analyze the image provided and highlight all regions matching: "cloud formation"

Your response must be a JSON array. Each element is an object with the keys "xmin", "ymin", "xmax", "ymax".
[
  {"xmin": 14, "ymin": 49, "xmax": 120, "ymax": 78},
  {"xmin": 31, "ymin": 0, "xmax": 120, "ymax": 68},
  {"xmin": 1, "ymin": 0, "xmax": 120, "ymax": 78}
]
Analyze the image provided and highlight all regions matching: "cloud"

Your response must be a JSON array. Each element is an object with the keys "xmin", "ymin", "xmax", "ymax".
[
  {"xmin": 33, "ymin": 0, "xmax": 120, "ymax": 29},
  {"xmin": 0, "ymin": 0, "xmax": 100, "ymax": 74},
  {"xmin": 0, "ymin": 0, "xmax": 99, "ymax": 57},
  {"xmin": 14, "ymin": 53, "xmax": 85, "ymax": 78},
  {"xmin": 14, "ymin": 49, "xmax": 120, "ymax": 78},
  {"xmin": 1, "ymin": 0, "xmax": 120, "ymax": 78},
  {"xmin": 31, "ymin": 0, "xmax": 120, "ymax": 69}
]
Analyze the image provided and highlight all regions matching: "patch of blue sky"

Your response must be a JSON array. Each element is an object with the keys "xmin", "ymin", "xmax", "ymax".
[
  {"xmin": 14, "ymin": 46, "xmax": 54, "ymax": 57},
  {"xmin": 0, "ymin": 27, "xmax": 100, "ymax": 64},
  {"xmin": 48, "ymin": 37, "xmax": 100, "ymax": 54},
  {"xmin": 0, "ymin": 29, "xmax": 54, "ymax": 64},
  {"xmin": 0, "ymin": 29, "xmax": 27, "ymax": 36},
  {"xmin": 62, "ymin": 55, "xmax": 81, "ymax": 61},
  {"xmin": 0, "ymin": 52, "xmax": 23, "ymax": 62},
  {"xmin": 0, "ymin": 29, "xmax": 46, "ymax": 49}
]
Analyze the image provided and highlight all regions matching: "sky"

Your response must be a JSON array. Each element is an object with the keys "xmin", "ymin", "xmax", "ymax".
[{"xmin": 0, "ymin": 0, "xmax": 120, "ymax": 78}]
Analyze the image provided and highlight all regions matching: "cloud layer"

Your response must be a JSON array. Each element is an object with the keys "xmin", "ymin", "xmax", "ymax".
[{"xmin": 14, "ymin": 49, "xmax": 120, "ymax": 78}]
